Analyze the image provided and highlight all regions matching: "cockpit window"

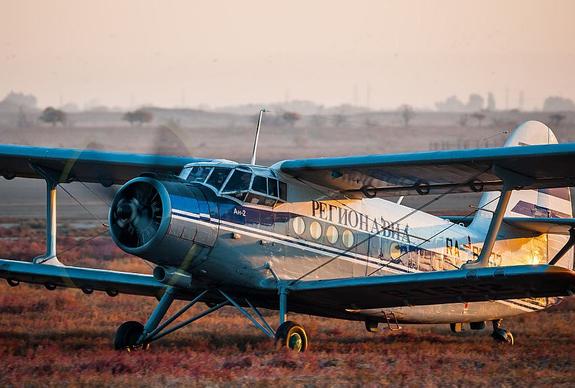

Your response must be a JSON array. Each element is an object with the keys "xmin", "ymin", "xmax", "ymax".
[
  {"xmin": 187, "ymin": 166, "xmax": 211, "ymax": 183},
  {"xmin": 279, "ymin": 181, "xmax": 287, "ymax": 200},
  {"xmin": 206, "ymin": 167, "xmax": 231, "ymax": 190},
  {"xmin": 223, "ymin": 169, "xmax": 252, "ymax": 192},
  {"xmin": 268, "ymin": 178, "xmax": 278, "ymax": 197},
  {"xmin": 252, "ymin": 175, "xmax": 267, "ymax": 194}
]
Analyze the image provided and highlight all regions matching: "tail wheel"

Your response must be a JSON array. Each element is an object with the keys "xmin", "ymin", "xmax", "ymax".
[
  {"xmin": 275, "ymin": 321, "xmax": 309, "ymax": 352},
  {"xmin": 114, "ymin": 321, "xmax": 149, "ymax": 351},
  {"xmin": 492, "ymin": 328, "xmax": 514, "ymax": 345}
]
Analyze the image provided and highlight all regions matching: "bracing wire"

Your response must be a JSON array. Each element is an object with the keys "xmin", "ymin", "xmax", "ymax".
[
  {"xmin": 58, "ymin": 184, "xmax": 108, "ymax": 227},
  {"xmin": 79, "ymin": 181, "xmax": 113, "ymax": 208}
]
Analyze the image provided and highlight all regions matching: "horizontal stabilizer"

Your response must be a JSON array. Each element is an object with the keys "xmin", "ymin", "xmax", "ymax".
[
  {"xmin": 289, "ymin": 265, "xmax": 575, "ymax": 310},
  {"xmin": 444, "ymin": 216, "xmax": 575, "ymax": 235},
  {"xmin": 502, "ymin": 217, "xmax": 575, "ymax": 235}
]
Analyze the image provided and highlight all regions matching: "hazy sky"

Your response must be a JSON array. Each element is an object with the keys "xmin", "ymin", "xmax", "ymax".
[{"xmin": 1, "ymin": 0, "xmax": 574, "ymax": 110}]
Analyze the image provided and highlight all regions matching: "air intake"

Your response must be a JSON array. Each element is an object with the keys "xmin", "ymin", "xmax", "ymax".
[{"xmin": 109, "ymin": 177, "xmax": 171, "ymax": 252}]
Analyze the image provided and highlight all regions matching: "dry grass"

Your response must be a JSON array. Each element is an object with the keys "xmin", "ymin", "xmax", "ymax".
[{"xmin": 1, "ymin": 225, "xmax": 575, "ymax": 387}]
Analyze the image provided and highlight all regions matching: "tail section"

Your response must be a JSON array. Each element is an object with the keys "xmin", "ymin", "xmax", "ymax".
[{"xmin": 470, "ymin": 121, "xmax": 573, "ymax": 267}]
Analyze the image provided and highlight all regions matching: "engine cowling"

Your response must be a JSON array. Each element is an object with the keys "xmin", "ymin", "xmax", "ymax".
[{"xmin": 109, "ymin": 176, "xmax": 218, "ymax": 270}]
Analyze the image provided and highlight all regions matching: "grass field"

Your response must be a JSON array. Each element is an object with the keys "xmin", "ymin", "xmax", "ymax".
[{"xmin": 1, "ymin": 223, "xmax": 575, "ymax": 386}]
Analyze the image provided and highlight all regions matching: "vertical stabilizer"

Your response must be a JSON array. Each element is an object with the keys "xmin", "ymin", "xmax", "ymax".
[{"xmin": 470, "ymin": 121, "xmax": 573, "ymax": 266}]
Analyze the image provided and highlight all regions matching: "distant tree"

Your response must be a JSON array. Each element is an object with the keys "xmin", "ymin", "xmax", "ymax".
[
  {"xmin": 39, "ymin": 107, "xmax": 67, "ymax": 126},
  {"xmin": 364, "ymin": 116, "xmax": 378, "ymax": 128},
  {"xmin": 282, "ymin": 111, "xmax": 301, "ymax": 127},
  {"xmin": 486, "ymin": 92, "xmax": 496, "ymax": 111},
  {"xmin": 471, "ymin": 112, "xmax": 486, "ymax": 127},
  {"xmin": 549, "ymin": 113, "xmax": 566, "ymax": 128},
  {"xmin": 398, "ymin": 104, "xmax": 415, "ymax": 127},
  {"xmin": 310, "ymin": 114, "xmax": 327, "ymax": 128},
  {"xmin": 458, "ymin": 114, "xmax": 469, "ymax": 127},
  {"xmin": 17, "ymin": 106, "xmax": 30, "ymax": 129},
  {"xmin": 123, "ymin": 109, "xmax": 154, "ymax": 126},
  {"xmin": 332, "ymin": 113, "xmax": 347, "ymax": 127}
]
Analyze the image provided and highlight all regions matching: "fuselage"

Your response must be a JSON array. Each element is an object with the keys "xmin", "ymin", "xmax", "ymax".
[{"xmin": 109, "ymin": 161, "xmax": 561, "ymax": 324}]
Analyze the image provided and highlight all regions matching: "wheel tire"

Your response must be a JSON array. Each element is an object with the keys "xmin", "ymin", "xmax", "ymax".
[
  {"xmin": 114, "ymin": 321, "xmax": 145, "ymax": 351},
  {"xmin": 450, "ymin": 322, "xmax": 464, "ymax": 333},
  {"xmin": 505, "ymin": 331, "xmax": 514, "ymax": 345},
  {"xmin": 275, "ymin": 321, "xmax": 309, "ymax": 352},
  {"xmin": 470, "ymin": 321, "xmax": 486, "ymax": 330},
  {"xmin": 365, "ymin": 320, "xmax": 379, "ymax": 333},
  {"xmin": 492, "ymin": 328, "xmax": 514, "ymax": 345}
]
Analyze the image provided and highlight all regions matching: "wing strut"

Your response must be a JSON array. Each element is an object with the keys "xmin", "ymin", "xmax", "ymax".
[
  {"xmin": 464, "ymin": 166, "xmax": 533, "ymax": 268},
  {"xmin": 30, "ymin": 165, "xmax": 62, "ymax": 266},
  {"xmin": 549, "ymin": 228, "xmax": 575, "ymax": 268}
]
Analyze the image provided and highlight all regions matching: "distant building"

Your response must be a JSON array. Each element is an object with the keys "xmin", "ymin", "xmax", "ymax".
[
  {"xmin": 0, "ymin": 91, "xmax": 38, "ymax": 112},
  {"xmin": 435, "ymin": 94, "xmax": 485, "ymax": 113},
  {"xmin": 542, "ymin": 96, "xmax": 575, "ymax": 112}
]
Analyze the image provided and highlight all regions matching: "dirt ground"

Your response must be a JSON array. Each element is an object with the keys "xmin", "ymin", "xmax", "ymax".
[{"xmin": 0, "ymin": 224, "xmax": 574, "ymax": 387}]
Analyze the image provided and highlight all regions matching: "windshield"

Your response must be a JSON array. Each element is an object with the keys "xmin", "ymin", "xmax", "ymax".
[
  {"xmin": 206, "ymin": 167, "xmax": 231, "ymax": 190},
  {"xmin": 187, "ymin": 166, "xmax": 211, "ymax": 183},
  {"xmin": 223, "ymin": 169, "xmax": 252, "ymax": 192}
]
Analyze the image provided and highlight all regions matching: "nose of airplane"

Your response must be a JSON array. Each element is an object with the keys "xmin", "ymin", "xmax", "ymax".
[
  {"xmin": 109, "ymin": 176, "xmax": 218, "ymax": 268},
  {"xmin": 109, "ymin": 177, "xmax": 171, "ymax": 252}
]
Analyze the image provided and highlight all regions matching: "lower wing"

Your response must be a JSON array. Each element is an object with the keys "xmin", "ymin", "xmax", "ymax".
[
  {"xmin": 288, "ymin": 265, "xmax": 575, "ymax": 310},
  {"xmin": 0, "ymin": 259, "xmax": 166, "ymax": 298}
]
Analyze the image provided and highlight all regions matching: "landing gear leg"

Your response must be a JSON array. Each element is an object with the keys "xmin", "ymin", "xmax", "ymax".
[
  {"xmin": 114, "ymin": 287, "xmax": 176, "ymax": 351},
  {"xmin": 491, "ymin": 319, "xmax": 514, "ymax": 345},
  {"xmin": 274, "ymin": 285, "xmax": 308, "ymax": 352}
]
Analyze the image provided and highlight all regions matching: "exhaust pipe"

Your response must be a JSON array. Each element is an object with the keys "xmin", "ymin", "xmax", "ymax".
[{"xmin": 153, "ymin": 266, "xmax": 193, "ymax": 289}]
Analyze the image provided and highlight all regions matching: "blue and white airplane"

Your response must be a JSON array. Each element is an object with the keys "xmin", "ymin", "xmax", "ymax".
[{"xmin": 1, "ymin": 119, "xmax": 575, "ymax": 352}]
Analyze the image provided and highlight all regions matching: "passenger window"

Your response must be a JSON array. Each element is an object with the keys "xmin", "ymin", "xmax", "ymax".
[
  {"xmin": 268, "ymin": 178, "xmax": 278, "ymax": 197},
  {"xmin": 279, "ymin": 181, "xmax": 287, "ymax": 200},
  {"xmin": 187, "ymin": 166, "xmax": 211, "ymax": 182},
  {"xmin": 252, "ymin": 176, "xmax": 267, "ymax": 194},
  {"xmin": 223, "ymin": 170, "xmax": 252, "ymax": 192},
  {"xmin": 206, "ymin": 167, "xmax": 231, "ymax": 190}
]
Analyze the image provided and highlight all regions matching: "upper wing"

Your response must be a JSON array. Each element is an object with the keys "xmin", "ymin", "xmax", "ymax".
[
  {"xmin": 278, "ymin": 143, "xmax": 575, "ymax": 198},
  {"xmin": 0, "ymin": 144, "xmax": 206, "ymax": 185},
  {"xmin": 288, "ymin": 265, "xmax": 575, "ymax": 310},
  {"xmin": 0, "ymin": 259, "xmax": 166, "ymax": 298}
]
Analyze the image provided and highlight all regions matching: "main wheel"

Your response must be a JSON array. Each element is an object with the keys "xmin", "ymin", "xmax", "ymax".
[
  {"xmin": 114, "ymin": 321, "xmax": 147, "ymax": 351},
  {"xmin": 275, "ymin": 321, "xmax": 309, "ymax": 352},
  {"xmin": 470, "ymin": 321, "xmax": 486, "ymax": 330},
  {"xmin": 365, "ymin": 319, "xmax": 379, "ymax": 333},
  {"xmin": 450, "ymin": 322, "xmax": 464, "ymax": 333}
]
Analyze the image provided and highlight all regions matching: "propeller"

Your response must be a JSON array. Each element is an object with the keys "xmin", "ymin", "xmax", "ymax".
[
  {"xmin": 78, "ymin": 117, "xmax": 195, "ymax": 204},
  {"xmin": 111, "ymin": 181, "xmax": 163, "ymax": 248}
]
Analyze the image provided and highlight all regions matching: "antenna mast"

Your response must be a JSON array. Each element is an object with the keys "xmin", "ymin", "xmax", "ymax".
[{"xmin": 250, "ymin": 109, "xmax": 266, "ymax": 165}]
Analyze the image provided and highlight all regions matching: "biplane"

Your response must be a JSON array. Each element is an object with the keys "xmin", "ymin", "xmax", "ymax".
[{"xmin": 1, "ymin": 119, "xmax": 574, "ymax": 351}]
